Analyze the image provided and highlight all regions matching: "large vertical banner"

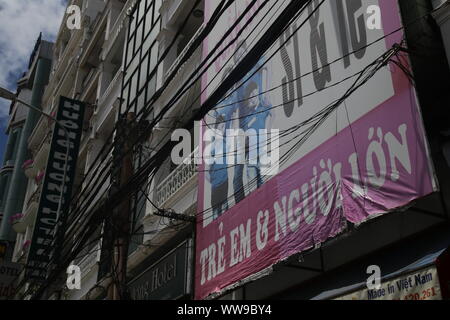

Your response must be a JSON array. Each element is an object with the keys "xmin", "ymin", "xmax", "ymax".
[
  {"xmin": 27, "ymin": 97, "xmax": 85, "ymax": 280},
  {"xmin": 196, "ymin": 0, "xmax": 437, "ymax": 299}
]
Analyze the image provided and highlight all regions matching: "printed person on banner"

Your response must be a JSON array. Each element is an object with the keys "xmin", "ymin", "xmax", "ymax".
[
  {"xmin": 233, "ymin": 40, "xmax": 269, "ymax": 204},
  {"xmin": 207, "ymin": 67, "xmax": 237, "ymax": 219},
  {"xmin": 240, "ymin": 80, "xmax": 273, "ymax": 193}
]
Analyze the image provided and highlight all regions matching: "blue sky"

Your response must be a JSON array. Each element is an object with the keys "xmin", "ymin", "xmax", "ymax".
[{"xmin": 0, "ymin": 0, "xmax": 67, "ymax": 164}]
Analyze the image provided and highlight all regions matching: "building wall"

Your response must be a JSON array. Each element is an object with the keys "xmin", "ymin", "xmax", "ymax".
[
  {"xmin": 10, "ymin": 0, "xmax": 450, "ymax": 300},
  {"xmin": 9, "ymin": 0, "xmax": 127, "ymax": 299},
  {"xmin": 0, "ymin": 37, "xmax": 53, "ymax": 261},
  {"xmin": 217, "ymin": 0, "xmax": 450, "ymax": 300},
  {"xmin": 69, "ymin": 0, "xmax": 450, "ymax": 300}
]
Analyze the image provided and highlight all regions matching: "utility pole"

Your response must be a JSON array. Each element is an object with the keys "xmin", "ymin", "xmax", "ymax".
[{"xmin": 108, "ymin": 112, "xmax": 135, "ymax": 300}]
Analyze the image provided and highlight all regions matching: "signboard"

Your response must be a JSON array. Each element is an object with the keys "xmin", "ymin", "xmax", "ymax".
[
  {"xmin": 196, "ymin": 0, "xmax": 437, "ymax": 299},
  {"xmin": 128, "ymin": 240, "xmax": 192, "ymax": 300},
  {"xmin": 334, "ymin": 266, "xmax": 442, "ymax": 300},
  {"xmin": 26, "ymin": 97, "xmax": 85, "ymax": 280},
  {"xmin": 0, "ymin": 262, "xmax": 22, "ymax": 299}
]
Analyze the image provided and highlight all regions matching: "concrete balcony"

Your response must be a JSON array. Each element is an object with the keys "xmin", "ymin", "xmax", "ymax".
[
  {"xmin": 154, "ymin": 25, "xmax": 202, "ymax": 130},
  {"xmin": 51, "ymin": 28, "xmax": 82, "ymax": 81},
  {"xmin": 98, "ymin": 67, "xmax": 122, "ymax": 108},
  {"xmin": 79, "ymin": 129, "xmax": 92, "ymax": 156},
  {"xmin": 32, "ymin": 130, "xmax": 51, "ymax": 171},
  {"xmin": 28, "ymin": 113, "xmax": 50, "ymax": 153},
  {"xmin": 23, "ymin": 160, "xmax": 38, "ymax": 180},
  {"xmin": 161, "ymin": 0, "xmax": 193, "ymax": 28},
  {"xmin": 95, "ymin": 69, "xmax": 122, "ymax": 135},
  {"xmin": 154, "ymin": 148, "xmax": 198, "ymax": 209},
  {"xmin": 0, "ymin": 164, "xmax": 14, "ymax": 175},
  {"xmin": 12, "ymin": 214, "xmax": 26, "ymax": 234},
  {"xmin": 81, "ymin": 67, "xmax": 100, "ymax": 94},
  {"xmin": 101, "ymin": 0, "xmax": 132, "ymax": 61},
  {"xmin": 164, "ymin": 23, "xmax": 204, "ymax": 82},
  {"xmin": 46, "ymin": 29, "xmax": 83, "ymax": 105},
  {"xmin": 20, "ymin": 181, "xmax": 42, "ymax": 231},
  {"xmin": 79, "ymin": 7, "xmax": 108, "ymax": 68},
  {"xmin": 16, "ymin": 240, "xmax": 31, "ymax": 264},
  {"xmin": 78, "ymin": 241, "xmax": 100, "ymax": 279}
]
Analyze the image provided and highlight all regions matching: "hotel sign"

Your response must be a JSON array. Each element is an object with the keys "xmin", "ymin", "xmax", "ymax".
[
  {"xmin": 128, "ymin": 240, "xmax": 191, "ymax": 300},
  {"xmin": 26, "ymin": 97, "xmax": 85, "ymax": 280}
]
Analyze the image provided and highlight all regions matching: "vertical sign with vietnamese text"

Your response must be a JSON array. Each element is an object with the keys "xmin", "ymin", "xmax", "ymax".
[{"xmin": 26, "ymin": 97, "xmax": 85, "ymax": 280}]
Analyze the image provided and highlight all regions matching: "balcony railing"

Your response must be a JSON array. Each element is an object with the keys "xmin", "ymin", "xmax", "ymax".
[
  {"xmin": 19, "ymin": 180, "xmax": 43, "ymax": 231},
  {"xmin": 5, "ymin": 160, "xmax": 15, "ymax": 167},
  {"xmin": 78, "ymin": 241, "xmax": 100, "ymax": 277},
  {"xmin": 154, "ymin": 148, "xmax": 198, "ymax": 208},
  {"xmin": 16, "ymin": 240, "xmax": 31, "ymax": 264},
  {"xmin": 82, "ymin": 67, "xmax": 98, "ymax": 89},
  {"xmin": 165, "ymin": 23, "xmax": 205, "ymax": 81},
  {"xmin": 101, "ymin": 0, "xmax": 137, "ymax": 60},
  {"xmin": 33, "ymin": 130, "xmax": 51, "ymax": 170},
  {"xmin": 26, "ymin": 185, "xmax": 41, "ymax": 211}
]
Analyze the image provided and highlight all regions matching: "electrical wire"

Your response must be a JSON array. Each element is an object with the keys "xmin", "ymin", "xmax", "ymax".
[
  {"xmin": 29, "ymin": 0, "xmax": 298, "ymax": 300},
  {"xmin": 23, "ymin": 0, "xmax": 432, "ymax": 300}
]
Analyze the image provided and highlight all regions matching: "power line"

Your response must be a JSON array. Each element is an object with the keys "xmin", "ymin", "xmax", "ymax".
[
  {"xmin": 24, "ymin": 0, "xmax": 432, "ymax": 300},
  {"xmin": 54, "ymin": 0, "xmax": 243, "ymax": 246},
  {"xmin": 58, "ymin": 0, "xmax": 235, "ymax": 236},
  {"xmin": 57, "ymin": 0, "xmax": 272, "ymax": 262},
  {"xmin": 191, "ymin": 45, "xmax": 405, "ymax": 224},
  {"xmin": 29, "ymin": 0, "xmax": 312, "ymax": 299}
]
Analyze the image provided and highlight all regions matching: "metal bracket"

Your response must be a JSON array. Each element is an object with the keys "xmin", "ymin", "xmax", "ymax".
[
  {"xmin": 153, "ymin": 209, "xmax": 196, "ymax": 223},
  {"xmin": 281, "ymin": 247, "xmax": 325, "ymax": 274}
]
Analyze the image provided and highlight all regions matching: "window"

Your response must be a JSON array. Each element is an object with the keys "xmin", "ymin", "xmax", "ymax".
[
  {"xmin": 129, "ymin": 71, "xmax": 138, "ymax": 105},
  {"xmin": 147, "ymin": 76, "xmax": 157, "ymax": 102},
  {"xmin": 120, "ymin": 0, "xmax": 162, "ymax": 115},
  {"xmin": 137, "ymin": 92, "xmax": 146, "ymax": 114},
  {"xmin": 149, "ymin": 43, "xmax": 159, "ymax": 74},
  {"xmin": 135, "ymin": 21, "xmax": 144, "ymax": 54},
  {"xmin": 138, "ymin": 0, "xmax": 146, "ymax": 21},
  {"xmin": 144, "ymin": 3, "xmax": 154, "ymax": 37},
  {"xmin": 126, "ymin": 34, "xmax": 135, "ymax": 66},
  {"xmin": 139, "ymin": 53, "xmax": 149, "ymax": 92}
]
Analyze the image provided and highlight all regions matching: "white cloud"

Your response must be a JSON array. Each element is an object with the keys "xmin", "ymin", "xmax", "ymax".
[{"xmin": 0, "ymin": 0, "xmax": 67, "ymax": 120}]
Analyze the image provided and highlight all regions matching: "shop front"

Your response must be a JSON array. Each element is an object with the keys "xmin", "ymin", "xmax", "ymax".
[
  {"xmin": 311, "ymin": 246, "xmax": 450, "ymax": 300},
  {"xmin": 332, "ymin": 261, "xmax": 443, "ymax": 300},
  {"xmin": 128, "ymin": 239, "xmax": 193, "ymax": 300}
]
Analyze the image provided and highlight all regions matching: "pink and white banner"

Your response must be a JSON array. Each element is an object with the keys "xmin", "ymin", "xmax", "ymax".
[{"xmin": 196, "ymin": 0, "xmax": 437, "ymax": 299}]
